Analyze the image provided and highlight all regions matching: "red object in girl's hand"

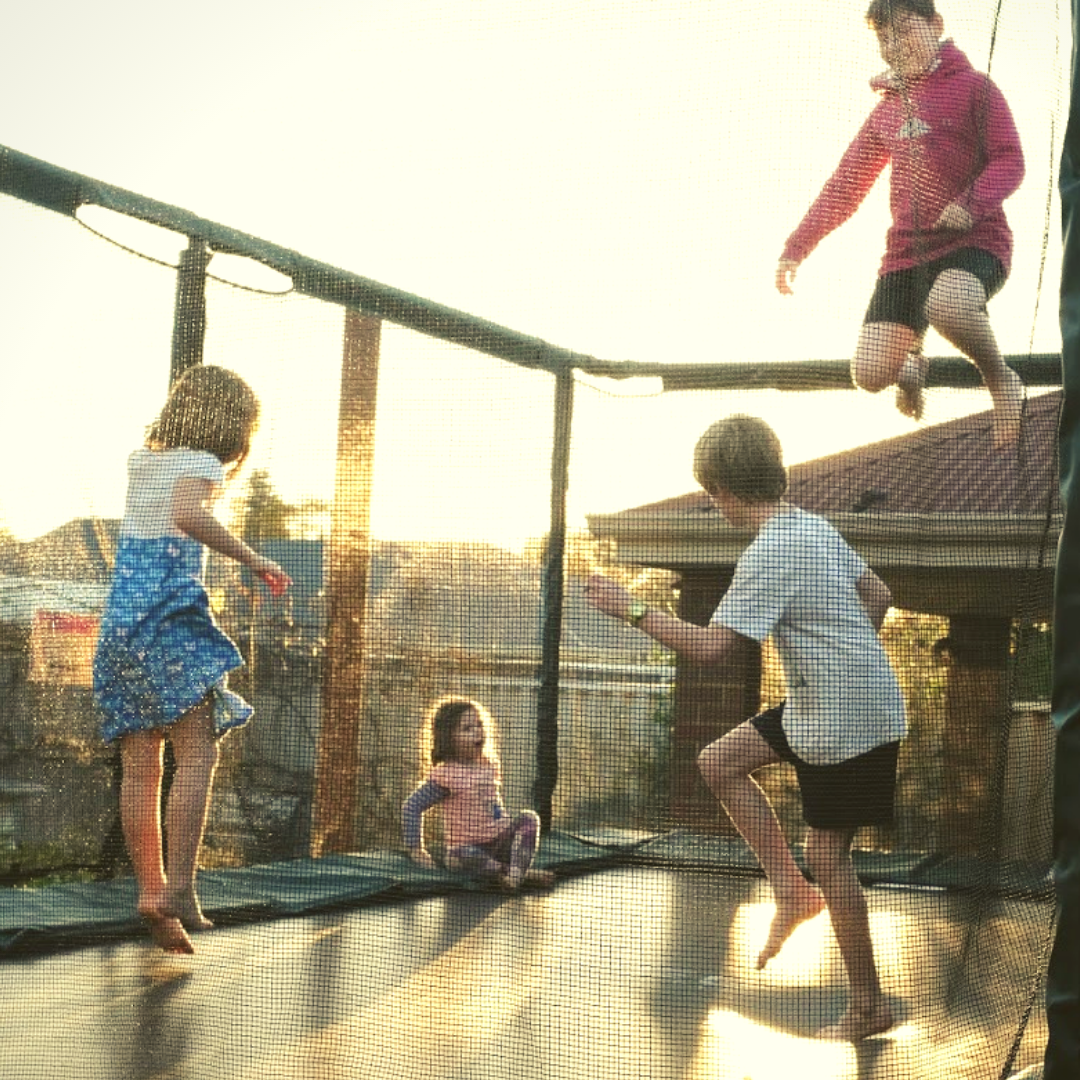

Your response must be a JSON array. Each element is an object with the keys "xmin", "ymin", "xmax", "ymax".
[{"xmin": 258, "ymin": 570, "xmax": 290, "ymax": 598}]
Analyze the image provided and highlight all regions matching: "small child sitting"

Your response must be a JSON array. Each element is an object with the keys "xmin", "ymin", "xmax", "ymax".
[{"xmin": 402, "ymin": 697, "xmax": 554, "ymax": 891}]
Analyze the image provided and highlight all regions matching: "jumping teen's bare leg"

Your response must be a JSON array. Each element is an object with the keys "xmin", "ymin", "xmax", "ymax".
[
  {"xmin": 698, "ymin": 723, "xmax": 825, "ymax": 968},
  {"xmin": 806, "ymin": 827, "xmax": 893, "ymax": 1041},
  {"xmin": 120, "ymin": 731, "xmax": 193, "ymax": 954},
  {"xmin": 926, "ymin": 268, "xmax": 1023, "ymax": 449},
  {"xmin": 853, "ymin": 322, "xmax": 924, "ymax": 418},
  {"xmin": 162, "ymin": 699, "xmax": 220, "ymax": 932}
]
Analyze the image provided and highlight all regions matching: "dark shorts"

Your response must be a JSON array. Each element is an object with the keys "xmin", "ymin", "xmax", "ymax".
[
  {"xmin": 864, "ymin": 247, "xmax": 1006, "ymax": 335},
  {"xmin": 751, "ymin": 704, "xmax": 900, "ymax": 831}
]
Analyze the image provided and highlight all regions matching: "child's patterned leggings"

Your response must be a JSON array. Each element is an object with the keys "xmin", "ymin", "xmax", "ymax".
[{"xmin": 446, "ymin": 810, "xmax": 540, "ymax": 882}]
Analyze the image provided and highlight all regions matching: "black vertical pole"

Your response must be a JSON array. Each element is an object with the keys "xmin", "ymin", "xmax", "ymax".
[
  {"xmin": 534, "ymin": 365, "xmax": 574, "ymax": 833},
  {"xmin": 171, "ymin": 238, "xmax": 211, "ymax": 383},
  {"xmin": 1048, "ymin": 1, "xmax": 1080, "ymax": 1074}
]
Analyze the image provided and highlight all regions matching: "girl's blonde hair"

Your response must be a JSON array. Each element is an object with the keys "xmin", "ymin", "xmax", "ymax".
[
  {"xmin": 147, "ymin": 365, "xmax": 260, "ymax": 477},
  {"xmin": 692, "ymin": 414, "xmax": 788, "ymax": 503},
  {"xmin": 426, "ymin": 696, "xmax": 500, "ymax": 768}
]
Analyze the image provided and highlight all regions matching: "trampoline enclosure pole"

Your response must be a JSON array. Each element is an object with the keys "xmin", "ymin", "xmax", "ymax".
[
  {"xmin": 535, "ymin": 366, "xmax": 574, "ymax": 832},
  {"xmin": 1048, "ymin": 0, "xmax": 1080, "ymax": 1070}
]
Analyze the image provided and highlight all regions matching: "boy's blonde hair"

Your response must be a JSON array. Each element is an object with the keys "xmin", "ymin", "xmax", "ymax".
[
  {"xmin": 692, "ymin": 415, "xmax": 788, "ymax": 503},
  {"xmin": 147, "ymin": 365, "xmax": 260, "ymax": 476}
]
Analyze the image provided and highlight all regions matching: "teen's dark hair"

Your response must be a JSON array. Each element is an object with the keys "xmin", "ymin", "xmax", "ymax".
[
  {"xmin": 428, "ymin": 697, "xmax": 492, "ymax": 764},
  {"xmin": 866, "ymin": 0, "xmax": 937, "ymax": 28}
]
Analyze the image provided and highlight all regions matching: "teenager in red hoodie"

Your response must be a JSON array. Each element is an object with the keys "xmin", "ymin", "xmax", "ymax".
[{"xmin": 776, "ymin": 0, "xmax": 1025, "ymax": 448}]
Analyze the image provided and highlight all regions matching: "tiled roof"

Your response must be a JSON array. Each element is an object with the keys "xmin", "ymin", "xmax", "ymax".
[{"xmin": 623, "ymin": 391, "xmax": 1060, "ymax": 519}]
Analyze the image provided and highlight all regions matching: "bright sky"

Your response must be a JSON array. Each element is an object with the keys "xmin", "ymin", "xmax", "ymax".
[{"xmin": 0, "ymin": 0, "xmax": 1068, "ymax": 546}]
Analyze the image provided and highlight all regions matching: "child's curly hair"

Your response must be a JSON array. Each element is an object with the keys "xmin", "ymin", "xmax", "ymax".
[
  {"xmin": 426, "ymin": 697, "xmax": 500, "ymax": 768},
  {"xmin": 147, "ymin": 365, "xmax": 260, "ymax": 477}
]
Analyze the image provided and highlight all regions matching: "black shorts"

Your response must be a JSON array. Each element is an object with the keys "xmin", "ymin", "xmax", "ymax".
[
  {"xmin": 751, "ymin": 704, "xmax": 900, "ymax": 831},
  {"xmin": 864, "ymin": 247, "xmax": 1006, "ymax": 335}
]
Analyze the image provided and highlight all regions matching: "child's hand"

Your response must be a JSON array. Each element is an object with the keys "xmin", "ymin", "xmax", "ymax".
[
  {"xmin": 932, "ymin": 203, "xmax": 973, "ymax": 232},
  {"xmin": 251, "ymin": 555, "xmax": 292, "ymax": 598},
  {"xmin": 584, "ymin": 574, "xmax": 633, "ymax": 621},
  {"xmin": 775, "ymin": 258, "xmax": 799, "ymax": 295},
  {"xmin": 409, "ymin": 849, "xmax": 436, "ymax": 870}
]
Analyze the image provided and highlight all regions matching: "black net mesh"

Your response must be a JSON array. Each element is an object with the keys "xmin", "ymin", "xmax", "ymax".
[{"xmin": 0, "ymin": 1, "xmax": 1072, "ymax": 1077}]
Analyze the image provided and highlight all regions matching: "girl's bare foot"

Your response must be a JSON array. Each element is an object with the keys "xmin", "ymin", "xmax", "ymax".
[
  {"xmin": 894, "ymin": 352, "xmax": 928, "ymax": 420},
  {"xmin": 139, "ymin": 902, "xmax": 195, "ymax": 955},
  {"xmin": 523, "ymin": 869, "xmax": 556, "ymax": 889},
  {"xmin": 988, "ymin": 367, "xmax": 1024, "ymax": 450},
  {"xmin": 164, "ymin": 891, "xmax": 214, "ymax": 932},
  {"xmin": 816, "ymin": 1001, "xmax": 894, "ymax": 1041},
  {"xmin": 757, "ymin": 889, "xmax": 826, "ymax": 969},
  {"xmin": 498, "ymin": 871, "xmax": 523, "ymax": 892}
]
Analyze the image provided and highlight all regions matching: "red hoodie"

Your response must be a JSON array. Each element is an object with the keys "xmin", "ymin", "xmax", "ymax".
[{"xmin": 781, "ymin": 40, "xmax": 1024, "ymax": 276}]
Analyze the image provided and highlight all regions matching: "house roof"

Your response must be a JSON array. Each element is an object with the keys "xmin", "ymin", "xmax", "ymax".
[
  {"xmin": 0, "ymin": 518, "xmax": 118, "ymax": 583},
  {"xmin": 620, "ymin": 390, "xmax": 1060, "ymax": 520},
  {"xmin": 587, "ymin": 393, "xmax": 1061, "ymax": 616}
]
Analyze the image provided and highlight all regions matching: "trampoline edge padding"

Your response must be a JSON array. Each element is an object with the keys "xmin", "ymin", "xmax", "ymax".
[{"xmin": 0, "ymin": 828, "xmax": 1055, "ymax": 958}]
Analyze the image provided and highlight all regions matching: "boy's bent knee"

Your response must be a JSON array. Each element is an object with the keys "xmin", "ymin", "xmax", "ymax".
[{"xmin": 698, "ymin": 741, "xmax": 737, "ymax": 793}]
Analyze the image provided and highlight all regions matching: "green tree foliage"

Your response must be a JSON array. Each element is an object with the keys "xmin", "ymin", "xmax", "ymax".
[
  {"xmin": 524, "ymin": 527, "xmax": 678, "ymax": 613},
  {"xmin": 238, "ymin": 469, "xmax": 329, "ymax": 542}
]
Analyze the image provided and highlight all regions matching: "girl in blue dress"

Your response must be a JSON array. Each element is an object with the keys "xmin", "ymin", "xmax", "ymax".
[{"xmin": 93, "ymin": 365, "xmax": 291, "ymax": 953}]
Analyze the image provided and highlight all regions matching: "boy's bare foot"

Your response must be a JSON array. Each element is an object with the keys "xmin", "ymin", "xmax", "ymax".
[
  {"xmin": 139, "ymin": 902, "xmax": 195, "ymax": 955},
  {"xmin": 757, "ymin": 889, "xmax": 826, "ymax": 969},
  {"xmin": 988, "ymin": 367, "xmax": 1024, "ymax": 450},
  {"xmin": 164, "ymin": 891, "xmax": 214, "ymax": 933},
  {"xmin": 816, "ymin": 1001, "xmax": 894, "ymax": 1041},
  {"xmin": 894, "ymin": 352, "xmax": 928, "ymax": 420}
]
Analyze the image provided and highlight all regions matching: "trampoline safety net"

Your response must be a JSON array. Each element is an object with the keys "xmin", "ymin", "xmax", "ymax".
[{"xmin": 0, "ymin": 1, "xmax": 1075, "ymax": 1078}]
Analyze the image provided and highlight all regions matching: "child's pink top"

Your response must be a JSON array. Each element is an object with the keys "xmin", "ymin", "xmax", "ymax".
[{"xmin": 430, "ymin": 761, "xmax": 509, "ymax": 849}]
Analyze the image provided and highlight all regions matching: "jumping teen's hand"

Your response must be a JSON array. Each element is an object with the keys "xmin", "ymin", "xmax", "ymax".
[
  {"xmin": 775, "ymin": 258, "xmax": 800, "ymax": 295},
  {"xmin": 932, "ymin": 202, "xmax": 974, "ymax": 232},
  {"xmin": 584, "ymin": 574, "xmax": 632, "ymax": 621},
  {"xmin": 251, "ymin": 555, "xmax": 292, "ymax": 598}
]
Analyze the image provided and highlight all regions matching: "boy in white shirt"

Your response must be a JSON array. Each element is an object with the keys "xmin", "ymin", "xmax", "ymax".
[{"xmin": 586, "ymin": 414, "xmax": 905, "ymax": 1041}]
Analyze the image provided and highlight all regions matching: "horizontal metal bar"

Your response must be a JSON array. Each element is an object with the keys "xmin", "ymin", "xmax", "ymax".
[{"xmin": 0, "ymin": 144, "xmax": 1064, "ymax": 391}]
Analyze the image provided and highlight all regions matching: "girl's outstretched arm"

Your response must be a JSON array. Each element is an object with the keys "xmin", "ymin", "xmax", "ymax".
[{"xmin": 172, "ymin": 477, "xmax": 291, "ymax": 593}]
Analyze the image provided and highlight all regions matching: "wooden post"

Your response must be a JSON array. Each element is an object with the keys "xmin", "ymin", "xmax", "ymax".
[
  {"xmin": 311, "ymin": 310, "xmax": 380, "ymax": 857},
  {"xmin": 939, "ymin": 615, "xmax": 1011, "ymax": 856},
  {"xmin": 669, "ymin": 569, "xmax": 761, "ymax": 830},
  {"xmin": 534, "ymin": 366, "xmax": 574, "ymax": 832}
]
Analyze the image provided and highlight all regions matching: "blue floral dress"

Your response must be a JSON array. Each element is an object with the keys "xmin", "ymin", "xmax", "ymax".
[{"xmin": 92, "ymin": 448, "xmax": 253, "ymax": 743}]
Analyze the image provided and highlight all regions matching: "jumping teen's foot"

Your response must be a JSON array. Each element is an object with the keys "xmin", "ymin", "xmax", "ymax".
[
  {"xmin": 988, "ymin": 367, "xmax": 1024, "ymax": 450},
  {"xmin": 164, "ymin": 891, "xmax": 214, "ymax": 933},
  {"xmin": 138, "ymin": 901, "xmax": 195, "ymax": 955},
  {"xmin": 757, "ymin": 888, "xmax": 826, "ymax": 969},
  {"xmin": 894, "ymin": 352, "xmax": 928, "ymax": 420},
  {"xmin": 816, "ymin": 1001, "xmax": 895, "ymax": 1042}
]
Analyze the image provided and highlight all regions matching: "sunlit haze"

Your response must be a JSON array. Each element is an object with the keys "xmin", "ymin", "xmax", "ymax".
[{"xmin": 0, "ymin": 0, "xmax": 1066, "ymax": 547}]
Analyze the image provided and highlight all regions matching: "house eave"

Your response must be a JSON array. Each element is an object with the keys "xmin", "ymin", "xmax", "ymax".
[{"xmin": 586, "ymin": 510, "xmax": 1062, "ymax": 572}]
